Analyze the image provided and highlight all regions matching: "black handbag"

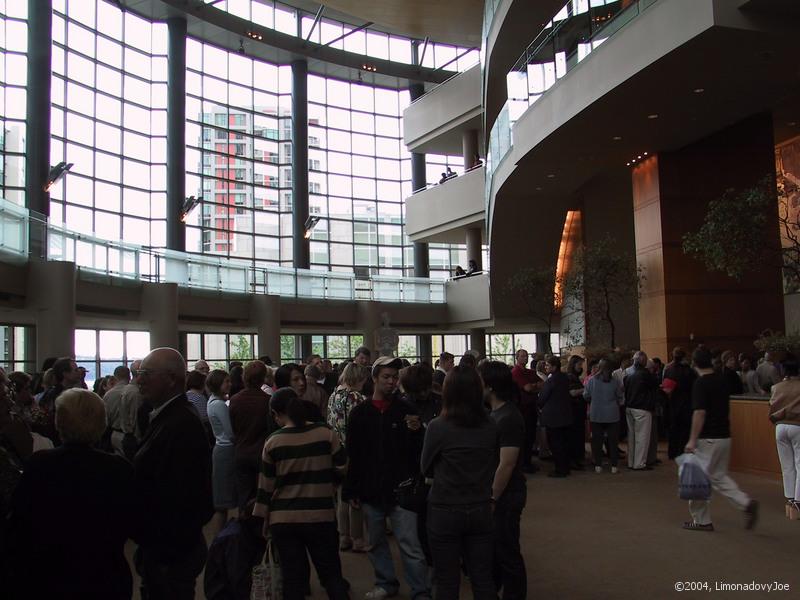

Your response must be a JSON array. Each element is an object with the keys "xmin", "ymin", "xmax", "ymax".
[{"xmin": 394, "ymin": 475, "xmax": 430, "ymax": 514}]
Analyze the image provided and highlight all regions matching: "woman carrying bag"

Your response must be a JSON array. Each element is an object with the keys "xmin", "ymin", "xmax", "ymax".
[{"xmin": 253, "ymin": 388, "xmax": 350, "ymax": 600}]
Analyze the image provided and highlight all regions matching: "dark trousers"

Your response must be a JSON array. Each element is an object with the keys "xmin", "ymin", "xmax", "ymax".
[
  {"xmin": 428, "ymin": 503, "xmax": 497, "ymax": 600},
  {"xmin": 234, "ymin": 456, "xmax": 259, "ymax": 513},
  {"xmin": 520, "ymin": 403, "xmax": 538, "ymax": 466},
  {"xmin": 570, "ymin": 401, "xmax": 586, "ymax": 464},
  {"xmin": 493, "ymin": 490, "xmax": 527, "ymax": 600},
  {"xmin": 271, "ymin": 522, "xmax": 348, "ymax": 600},
  {"xmin": 590, "ymin": 422, "xmax": 620, "ymax": 467},
  {"xmin": 546, "ymin": 426, "xmax": 571, "ymax": 475},
  {"xmin": 135, "ymin": 535, "xmax": 207, "ymax": 600}
]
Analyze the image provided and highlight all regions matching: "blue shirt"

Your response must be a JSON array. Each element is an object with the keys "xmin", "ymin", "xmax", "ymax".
[{"xmin": 207, "ymin": 395, "xmax": 235, "ymax": 446}]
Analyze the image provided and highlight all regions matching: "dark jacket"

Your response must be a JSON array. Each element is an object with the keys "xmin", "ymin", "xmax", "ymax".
[
  {"xmin": 538, "ymin": 371, "xmax": 573, "ymax": 428},
  {"xmin": 6, "ymin": 444, "xmax": 136, "ymax": 600},
  {"xmin": 624, "ymin": 366, "xmax": 659, "ymax": 411},
  {"xmin": 343, "ymin": 396, "xmax": 424, "ymax": 505},
  {"xmin": 133, "ymin": 394, "xmax": 214, "ymax": 563}
]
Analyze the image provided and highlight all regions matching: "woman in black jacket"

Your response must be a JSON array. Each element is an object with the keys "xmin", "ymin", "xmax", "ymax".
[{"xmin": 421, "ymin": 366, "xmax": 499, "ymax": 600}]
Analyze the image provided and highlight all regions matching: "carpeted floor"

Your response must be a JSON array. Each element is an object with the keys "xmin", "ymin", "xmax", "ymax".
[{"xmin": 129, "ymin": 445, "xmax": 799, "ymax": 599}]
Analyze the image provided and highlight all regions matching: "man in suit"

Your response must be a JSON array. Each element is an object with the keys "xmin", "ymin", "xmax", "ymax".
[
  {"xmin": 538, "ymin": 355, "xmax": 573, "ymax": 478},
  {"xmin": 132, "ymin": 347, "xmax": 213, "ymax": 600}
]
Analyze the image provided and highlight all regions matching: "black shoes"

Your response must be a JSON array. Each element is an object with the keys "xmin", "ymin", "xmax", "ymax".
[{"xmin": 744, "ymin": 500, "xmax": 759, "ymax": 530}]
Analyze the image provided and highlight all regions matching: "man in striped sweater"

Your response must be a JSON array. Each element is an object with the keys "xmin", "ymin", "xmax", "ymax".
[{"xmin": 254, "ymin": 388, "xmax": 349, "ymax": 600}]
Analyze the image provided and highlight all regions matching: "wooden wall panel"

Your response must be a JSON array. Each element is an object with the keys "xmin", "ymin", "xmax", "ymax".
[{"xmin": 729, "ymin": 400, "xmax": 781, "ymax": 479}]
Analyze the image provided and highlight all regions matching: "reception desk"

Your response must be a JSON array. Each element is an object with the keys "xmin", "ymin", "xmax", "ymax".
[{"xmin": 728, "ymin": 395, "xmax": 781, "ymax": 479}]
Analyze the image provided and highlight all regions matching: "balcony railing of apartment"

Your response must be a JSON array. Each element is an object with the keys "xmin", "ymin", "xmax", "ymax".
[
  {"xmin": 485, "ymin": 0, "xmax": 659, "ymax": 199},
  {"xmin": 0, "ymin": 198, "xmax": 445, "ymax": 304}
]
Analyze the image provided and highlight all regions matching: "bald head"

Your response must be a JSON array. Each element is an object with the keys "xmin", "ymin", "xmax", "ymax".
[{"xmin": 137, "ymin": 348, "xmax": 187, "ymax": 407}]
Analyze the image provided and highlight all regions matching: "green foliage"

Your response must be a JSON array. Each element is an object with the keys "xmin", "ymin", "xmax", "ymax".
[
  {"xmin": 490, "ymin": 333, "xmax": 512, "ymax": 359},
  {"xmin": 229, "ymin": 335, "xmax": 252, "ymax": 361},
  {"xmin": 753, "ymin": 329, "xmax": 800, "ymax": 355},
  {"xmin": 398, "ymin": 337, "xmax": 418, "ymax": 359},
  {"xmin": 563, "ymin": 233, "xmax": 644, "ymax": 349},
  {"xmin": 682, "ymin": 177, "xmax": 774, "ymax": 280},
  {"xmin": 326, "ymin": 336, "xmax": 350, "ymax": 360},
  {"xmin": 280, "ymin": 335, "xmax": 296, "ymax": 362},
  {"xmin": 503, "ymin": 266, "xmax": 560, "ymax": 351}
]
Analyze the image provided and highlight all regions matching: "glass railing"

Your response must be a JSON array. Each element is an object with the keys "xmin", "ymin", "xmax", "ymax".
[
  {"xmin": 0, "ymin": 198, "xmax": 445, "ymax": 304},
  {"xmin": 482, "ymin": 0, "xmax": 505, "ymax": 44},
  {"xmin": 485, "ymin": 0, "xmax": 658, "ymax": 207}
]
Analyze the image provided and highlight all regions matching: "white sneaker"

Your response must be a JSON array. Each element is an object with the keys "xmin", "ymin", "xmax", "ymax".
[
  {"xmin": 611, "ymin": 466, "xmax": 619, "ymax": 474},
  {"xmin": 365, "ymin": 587, "xmax": 395, "ymax": 600},
  {"xmin": 595, "ymin": 466, "xmax": 602, "ymax": 474}
]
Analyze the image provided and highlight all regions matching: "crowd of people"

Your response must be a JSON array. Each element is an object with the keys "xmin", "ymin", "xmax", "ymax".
[{"xmin": 0, "ymin": 340, "xmax": 796, "ymax": 599}]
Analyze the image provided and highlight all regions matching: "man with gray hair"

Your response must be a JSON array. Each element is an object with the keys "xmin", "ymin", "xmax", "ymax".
[
  {"xmin": 132, "ymin": 347, "xmax": 213, "ymax": 600},
  {"xmin": 623, "ymin": 351, "xmax": 659, "ymax": 470}
]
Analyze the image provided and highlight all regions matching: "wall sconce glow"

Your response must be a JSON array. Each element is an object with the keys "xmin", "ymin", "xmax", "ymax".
[
  {"xmin": 44, "ymin": 161, "xmax": 73, "ymax": 192},
  {"xmin": 180, "ymin": 195, "xmax": 202, "ymax": 222},
  {"xmin": 304, "ymin": 215, "xmax": 321, "ymax": 239}
]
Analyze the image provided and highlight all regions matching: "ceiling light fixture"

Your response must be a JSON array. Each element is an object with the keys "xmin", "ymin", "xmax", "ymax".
[
  {"xmin": 647, "ymin": 113, "xmax": 659, "ymax": 119},
  {"xmin": 546, "ymin": 173, "xmax": 555, "ymax": 178},
  {"xmin": 693, "ymin": 88, "xmax": 705, "ymax": 93},
  {"xmin": 612, "ymin": 136, "xmax": 622, "ymax": 141},
  {"xmin": 180, "ymin": 195, "xmax": 202, "ymax": 222}
]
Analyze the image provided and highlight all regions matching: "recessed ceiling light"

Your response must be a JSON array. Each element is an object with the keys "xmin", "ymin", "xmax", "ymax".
[
  {"xmin": 789, "ymin": 122, "xmax": 798, "ymax": 127},
  {"xmin": 612, "ymin": 136, "xmax": 622, "ymax": 141},
  {"xmin": 626, "ymin": 162, "xmax": 631, "ymax": 166},
  {"xmin": 535, "ymin": 186, "xmax": 542, "ymax": 191},
  {"xmin": 693, "ymin": 88, "xmax": 705, "ymax": 93},
  {"xmin": 546, "ymin": 173, "xmax": 555, "ymax": 178},
  {"xmin": 637, "ymin": 155, "xmax": 642, "ymax": 159},
  {"xmin": 647, "ymin": 114, "xmax": 659, "ymax": 119},
  {"xmin": 643, "ymin": 151, "xmax": 648, "ymax": 156}
]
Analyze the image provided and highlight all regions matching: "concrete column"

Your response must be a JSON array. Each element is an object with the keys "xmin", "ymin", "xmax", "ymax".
[
  {"xmin": 26, "ymin": 260, "xmax": 75, "ymax": 365},
  {"xmin": 469, "ymin": 328, "xmax": 486, "ymax": 359},
  {"xmin": 462, "ymin": 129, "xmax": 479, "ymax": 169},
  {"xmin": 409, "ymin": 44, "xmax": 429, "ymax": 280},
  {"xmin": 166, "ymin": 18, "xmax": 187, "ymax": 251},
  {"xmin": 357, "ymin": 301, "xmax": 381, "ymax": 359},
  {"xmin": 291, "ymin": 59, "xmax": 310, "ymax": 269},
  {"xmin": 141, "ymin": 283, "xmax": 179, "ymax": 350},
  {"xmin": 25, "ymin": 0, "xmax": 52, "ymax": 257},
  {"xmin": 251, "ymin": 295, "xmax": 281, "ymax": 363},
  {"xmin": 632, "ymin": 113, "xmax": 783, "ymax": 358},
  {"xmin": 535, "ymin": 332, "xmax": 551, "ymax": 355},
  {"xmin": 300, "ymin": 334, "xmax": 313, "ymax": 362},
  {"xmin": 466, "ymin": 227, "xmax": 482, "ymax": 271},
  {"xmin": 418, "ymin": 335, "xmax": 432, "ymax": 365}
]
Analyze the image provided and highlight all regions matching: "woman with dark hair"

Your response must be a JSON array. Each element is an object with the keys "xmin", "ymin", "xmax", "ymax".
[
  {"xmin": 228, "ymin": 365, "xmax": 245, "ymax": 398},
  {"xmin": 420, "ymin": 366, "xmax": 499, "ymax": 600},
  {"xmin": 583, "ymin": 359, "xmax": 623, "ymax": 473},
  {"xmin": 253, "ymin": 388, "xmax": 349, "ymax": 600},
  {"xmin": 206, "ymin": 369, "xmax": 236, "ymax": 535},
  {"xmin": 458, "ymin": 353, "xmax": 477, "ymax": 370},
  {"xmin": 400, "ymin": 364, "xmax": 441, "ymax": 426},
  {"xmin": 275, "ymin": 363, "xmax": 322, "ymax": 422},
  {"xmin": 566, "ymin": 355, "xmax": 587, "ymax": 470}
]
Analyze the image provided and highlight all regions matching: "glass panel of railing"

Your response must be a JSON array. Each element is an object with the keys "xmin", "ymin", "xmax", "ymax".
[
  {"xmin": 372, "ymin": 278, "xmax": 401, "ymax": 302},
  {"xmin": 266, "ymin": 267, "xmax": 297, "ymax": 297},
  {"xmin": 431, "ymin": 282, "xmax": 446, "ymax": 304},
  {"xmin": 327, "ymin": 273, "xmax": 355, "ymax": 300},
  {"xmin": 0, "ymin": 200, "xmax": 27, "ymax": 256},
  {"xmin": 296, "ymin": 269, "xmax": 326, "ymax": 298},
  {"xmin": 403, "ymin": 279, "xmax": 431, "ymax": 303}
]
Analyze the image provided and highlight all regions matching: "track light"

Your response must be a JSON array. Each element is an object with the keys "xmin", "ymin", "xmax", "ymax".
[
  {"xmin": 304, "ymin": 215, "xmax": 321, "ymax": 239},
  {"xmin": 44, "ymin": 161, "xmax": 73, "ymax": 192},
  {"xmin": 180, "ymin": 196, "xmax": 202, "ymax": 222}
]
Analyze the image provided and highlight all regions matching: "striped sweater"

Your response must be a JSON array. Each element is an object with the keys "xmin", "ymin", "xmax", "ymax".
[{"xmin": 253, "ymin": 423, "xmax": 347, "ymax": 525}]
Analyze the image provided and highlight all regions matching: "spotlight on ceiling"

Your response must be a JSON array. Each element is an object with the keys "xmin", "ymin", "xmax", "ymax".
[
  {"xmin": 647, "ymin": 113, "xmax": 659, "ymax": 119},
  {"xmin": 44, "ymin": 161, "xmax": 73, "ymax": 192}
]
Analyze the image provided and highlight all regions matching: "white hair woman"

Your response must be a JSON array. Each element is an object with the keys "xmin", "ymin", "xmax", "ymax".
[{"xmin": 6, "ymin": 388, "xmax": 136, "ymax": 600}]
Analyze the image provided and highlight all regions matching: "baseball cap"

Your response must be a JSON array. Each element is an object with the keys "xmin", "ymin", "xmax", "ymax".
[{"xmin": 371, "ymin": 356, "xmax": 403, "ymax": 378}]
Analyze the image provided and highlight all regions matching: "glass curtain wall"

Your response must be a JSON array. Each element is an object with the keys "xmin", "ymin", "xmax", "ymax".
[
  {"xmin": 184, "ymin": 38, "xmax": 293, "ymax": 265},
  {"xmin": 185, "ymin": 332, "xmax": 258, "ymax": 369},
  {"xmin": 50, "ymin": 0, "xmax": 168, "ymax": 245},
  {"xmin": 0, "ymin": 324, "xmax": 34, "ymax": 373},
  {"xmin": 74, "ymin": 328, "xmax": 151, "ymax": 387},
  {"xmin": 0, "ymin": 2, "xmax": 27, "ymax": 206},
  {"xmin": 42, "ymin": 0, "xmax": 468, "ymax": 279}
]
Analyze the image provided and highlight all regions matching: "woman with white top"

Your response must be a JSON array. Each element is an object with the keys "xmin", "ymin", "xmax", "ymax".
[
  {"xmin": 206, "ymin": 369, "xmax": 236, "ymax": 534},
  {"xmin": 769, "ymin": 360, "xmax": 800, "ymax": 519}
]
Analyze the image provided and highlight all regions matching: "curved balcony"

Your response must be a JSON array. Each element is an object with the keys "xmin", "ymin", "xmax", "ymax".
[
  {"xmin": 0, "ymin": 199, "xmax": 445, "ymax": 304},
  {"xmin": 403, "ymin": 64, "xmax": 482, "ymax": 154},
  {"xmin": 405, "ymin": 165, "xmax": 485, "ymax": 244}
]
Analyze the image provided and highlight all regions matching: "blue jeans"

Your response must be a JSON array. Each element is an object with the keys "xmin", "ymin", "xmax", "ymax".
[{"xmin": 362, "ymin": 503, "xmax": 431, "ymax": 599}]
